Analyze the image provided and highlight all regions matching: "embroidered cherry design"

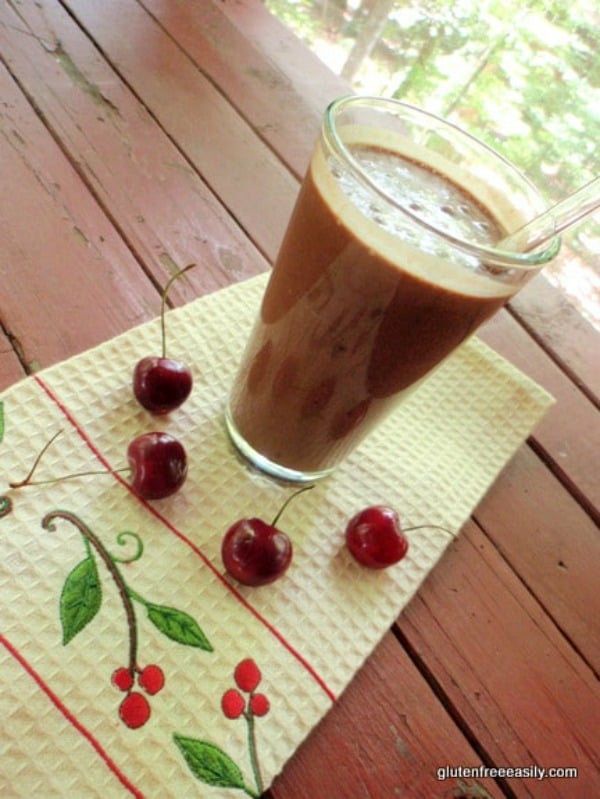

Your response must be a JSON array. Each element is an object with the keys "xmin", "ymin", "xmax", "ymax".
[
  {"xmin": 133, "ymin": 263, "xmax": 196, "ymax": 414},
  {"xmin": 139, "ymin": 663, "xmax": 166, "ymax": 695},
  {"xmin": 221, "ymin": 485, "xmax": 313, "ymax": 586},
  {"xmin": 249, "ymin": 693, "xmax": 270, "ymax": 717},
  {"xmin": 112, "ymin": 663, "xmax": 166, "ymax": 728},
  {"xmin": 221, "ymin": 688, "xmax": 246, "ymax": 720},
  {"xmin": 175, "ymin": 658, "xmax": 271, "ymax": 797},
  {"xmin": 119, "ymin": 692, "xmax": 151, "ymax": 729},
  {"xmin": 234, "ymin": 658, "xmax": 261, "ymax": 692},
  {"xmin": 9, "ymin": 429, "xmax": 187, "ymax": 500},
  {"xmin": 221, "ymin": 659, "xmax": 270, "ymax": 720},
  {"xmin": 42, "ymin": 511, "xmax": 212, "ymax": 730},
  {"xmin": 113, "ymin": 664, "xmax": 166, "ymax": 695},
  {"xmin": 112, "ymin": 667, "xmax": 135, "ymax": 692}
]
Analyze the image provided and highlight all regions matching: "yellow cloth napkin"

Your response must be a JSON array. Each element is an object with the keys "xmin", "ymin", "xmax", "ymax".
[{"xmin": 0, "ymin": 274, "xmax": 552, "ymax": 798}]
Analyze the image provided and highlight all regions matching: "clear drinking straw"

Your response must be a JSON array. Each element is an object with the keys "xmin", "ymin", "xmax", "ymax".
[{"xmin": 500, "ymin": 176, "xmax": 600, "ymax": 253}]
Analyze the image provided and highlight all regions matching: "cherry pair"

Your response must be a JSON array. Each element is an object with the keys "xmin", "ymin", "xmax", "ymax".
[
  {"xmin": 125, "ymin": 264, "xmax": 199, "ymax": 497},
  {"xmin": 10, "ymin": 267, "xmax": 195, "ymax": 501},
  {"xmin": 221, "ymin": 493, "xmax": 415, "ymax": 588}
]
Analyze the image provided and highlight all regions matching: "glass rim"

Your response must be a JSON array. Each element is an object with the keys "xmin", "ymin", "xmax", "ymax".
[{"xmin": 323, "ymin": 95, "xmax": 561, "ymax": 270}]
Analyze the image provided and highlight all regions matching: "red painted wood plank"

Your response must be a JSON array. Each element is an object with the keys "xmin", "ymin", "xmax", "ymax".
[
  {"xmin": 270, "ymin": 632, "xmax": 504, "ymax": 799},
  {"xmin": 398, "ymin": 519, "xmax": 600, "ymax": 798},
  {"xmin": 510, "ymin": 274, "xmax": 600, "ymax": 405},
  {"xmin": 0, "ymin": 0, "xmax": 268, "ymax": 306},
  {"xmin": 138, "ymin": 0, "xmax": 347, "ymax": 178},
  {"xmin": 62, "ymin": 0, "xmax": 298, "ymax": 262},
  {"xmin": 474, "ymin": 445, "xmax": 600, "ymax": 671},
  {"xmin": 0, "ymin": 60, "xmax": 157, "ymax": 374},
  {"xmin": 0, "ymin": 336, "xmax": 24, "ymax": 391},
  {"xmin": 479, "ymin": 309, "xmax": 599, "ymax": 516}
]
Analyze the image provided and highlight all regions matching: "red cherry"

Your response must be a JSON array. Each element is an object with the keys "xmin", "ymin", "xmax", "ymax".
[
  {"xmin": 133, "ymin": 263, "xmax": 195, "ymax": 415},
  {"xmin": 234, "ymin": 659, "xmax": 261, "ymax": 692},
  {"xmin": 221, "ymin": 689, "xmax": 246, "ymax": 719},
  {"xmin": 112, "ymin": 667, "xmax": 134, "ymax": 692},
  {"xmin": 138, "ymin": 664, "xmax": 165, "ymax": 695},
  {"xmin": 133, "ymin": 357, "xmax": 192, "ymax": 414},
  {"xmin": 222, "ymin": 518, "xmax": 292, "ymax": 586},
  {"xmin": 249, "ymin": 693, "xmax": 270, "ymax": 717},
  {"xmin": 345, "ymin": 506, "xmax": 409, "ymax": 569},
  {"xmin": 127, "ymin": 432, "xmax": 187, "ymax": 500},
  {"xmin": 119, "ymin": 692, "xmax": 151, "ymax": 729},
  {"xmin": 221, "ymin": 486, "xmax": 313, "ymax": 587}
]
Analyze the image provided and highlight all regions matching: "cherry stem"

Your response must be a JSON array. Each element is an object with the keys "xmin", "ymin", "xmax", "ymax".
[
  {"xmin": 9, "ymin": 429, "xmax": 64, "ymax": 488},
  {"xmin": 271, "ymin": 484, "xmax": 314, "ymax": 527},
  {"xmin": 10, "ymin": 466, "xmax": 131, "ymax": 489},
  {"xmin": 160, "ymin": 263, "xmax": 196, "ymax": 359},
  {"xmin": 404, "ymin": 524, "xmax": 456, "ymax": 539},
  {"xmin": 8, "ymin": 427, "xmax": 134, "ymax": 490}
]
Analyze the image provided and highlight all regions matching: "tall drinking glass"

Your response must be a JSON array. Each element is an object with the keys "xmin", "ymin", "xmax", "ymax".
[{"xmin": 226, "ymin": 96, "xmax": 560, "ymax": 483}]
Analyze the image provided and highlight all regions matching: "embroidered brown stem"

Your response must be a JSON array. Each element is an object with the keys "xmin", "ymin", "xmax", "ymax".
[{"xmin": 42, "ymin": 510, "xmax": 139, "ymax": 674}]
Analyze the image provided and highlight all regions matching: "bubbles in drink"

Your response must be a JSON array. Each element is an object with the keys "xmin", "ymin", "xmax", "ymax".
[
  {"xmin": 330, "ymin": 145, "xmax": 503, "ymax": 267},
  {"xmin": 368, "ymin": 201, "xmax": 388, "ymax": 226}
]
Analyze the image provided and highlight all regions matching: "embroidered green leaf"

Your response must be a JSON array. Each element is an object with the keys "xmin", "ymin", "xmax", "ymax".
[
  {"xmin": 173, "ymin": 737, "xmax": 257, "ymax": 795},
  {"xmin": 0, "ymin": 496, "xmax": 12, "ymax": 518},
  {"xmin": 146, "ymin": 603, "xmax": 213, "ymax": 651},
  {"xmin": 60, "ymin": 556, "xmax": 101, "ymax": 645},
  {"xmin": 0, "ymin": 400, "xmax": 4, "ymax": 444}
]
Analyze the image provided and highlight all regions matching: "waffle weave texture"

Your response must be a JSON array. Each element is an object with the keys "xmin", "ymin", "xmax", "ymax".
[{"xmin": 0, "ymin": 274, "xmax": 553, "ymax": 798}]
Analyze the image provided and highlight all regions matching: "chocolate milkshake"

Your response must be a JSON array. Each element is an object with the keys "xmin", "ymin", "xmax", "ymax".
[{"xmin": 226, "ymin": 99, "xmax": 556, "ymax": 481}]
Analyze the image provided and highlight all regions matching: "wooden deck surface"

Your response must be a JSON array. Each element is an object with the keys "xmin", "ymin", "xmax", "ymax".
[{"xmin": 1, "ymin": 2, "xmax": 598, "ymax": 797}]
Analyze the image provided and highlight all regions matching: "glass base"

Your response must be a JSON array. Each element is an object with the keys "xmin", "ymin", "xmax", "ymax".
[{"xmin": 224, "ymin": 406, "xmax": 334, "ymax": 484}]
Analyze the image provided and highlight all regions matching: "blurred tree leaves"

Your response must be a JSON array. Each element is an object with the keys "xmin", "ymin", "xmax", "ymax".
[{"xmin": 266, "ymin": 0, "xmax": 599, "ymax": 255}]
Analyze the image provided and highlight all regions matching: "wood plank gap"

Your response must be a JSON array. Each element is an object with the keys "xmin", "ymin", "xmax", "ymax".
[
  {"xmin": 0, "ymin": 48, "xmax": 166, "ymax": 308},
  {"xmin": 506, "ymin": 303, "xmax": 600, "ymax": 411},
  {"xmin": 524, "ymin": 436, "xmax": 600, "ymax": 529},
  {"xmin": 58, "ymin": 0, "xmax": 279, "ymax": 263},
  {"xmin": 132, "ymin": 0, "xmax": 301, "ymax": 182},
  {"xmin": 391, "ymin": 621, "xmax": 516, "ymax": 799},
  {"xmin": 0, "ymin": 321, "xmax": 29, "ymax": 376},
  {"xmin": 473, "ymin": 499, "xmax": 599, "ymax": 680}
]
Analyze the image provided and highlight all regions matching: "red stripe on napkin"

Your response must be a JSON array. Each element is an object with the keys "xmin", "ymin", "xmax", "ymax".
[
  {"xmin": 0, "ymin": 634, "xmax": 145, "ymax": 798},
  {"xmin": 34, "ymin": 375, "xmax": 336, "ymax": 702}
]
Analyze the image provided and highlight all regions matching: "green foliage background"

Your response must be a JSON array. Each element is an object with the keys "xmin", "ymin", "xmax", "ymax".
[{"xmin": 266, "ymin": 0, "xmax": 599, "ymax": 257}]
